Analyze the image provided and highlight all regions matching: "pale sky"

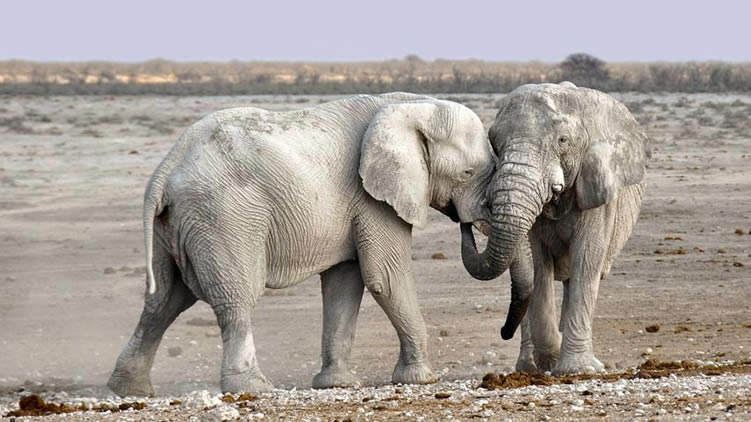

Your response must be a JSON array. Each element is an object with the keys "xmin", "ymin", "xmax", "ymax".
[{"xmin": 4, "ymin": 0, "xmax": 750, "ymax": 62}]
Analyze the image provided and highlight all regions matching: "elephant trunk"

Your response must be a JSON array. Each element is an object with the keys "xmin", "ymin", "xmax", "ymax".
[
  {"xmin": 501, "ymin": 239, "xmax": 534, "ymax": 339},
  {"xmin": 461, "ymin": 151, "xmax": 546, "ymax": 338},
  {"xmin": 461, "ymin": 170, "xmax": 544, "ymax": 280}
]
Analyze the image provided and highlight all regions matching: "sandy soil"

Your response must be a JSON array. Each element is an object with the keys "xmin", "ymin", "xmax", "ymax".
[{"xmin": 0, "ymin": 93, "xmax": 750, "ymax": 420}]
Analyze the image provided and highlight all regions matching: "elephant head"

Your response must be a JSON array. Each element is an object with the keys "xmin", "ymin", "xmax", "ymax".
[
  {"xmin": 359, "ymin": 98, "xmax": 494, "ymax": 229},
  {"xmin": 460, "ymin": 83, "xmax": 649, "ymax": 338}
]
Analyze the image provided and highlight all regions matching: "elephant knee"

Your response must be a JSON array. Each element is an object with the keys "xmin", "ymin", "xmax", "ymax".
[{"xmin": 364, "ymin": 278, "xmax": 386, "ymax": 296}]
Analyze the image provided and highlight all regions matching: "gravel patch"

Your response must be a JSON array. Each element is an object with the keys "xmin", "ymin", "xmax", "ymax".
[{"xmin": 2, "ymin": 370, "xmax": 750, "ymax": 421}]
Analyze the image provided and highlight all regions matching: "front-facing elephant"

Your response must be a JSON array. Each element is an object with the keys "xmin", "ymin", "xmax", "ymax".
[
  {"xmin": 461, "ymin": 83, "xmax": 649, "ymax": 375},
  {"xmin": 108, "ymin": 93, "xmax": 495, "ymax": 396}
]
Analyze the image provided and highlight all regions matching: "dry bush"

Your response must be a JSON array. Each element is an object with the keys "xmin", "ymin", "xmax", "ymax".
[{"xmin": 2, "ymin": 56, "xmax": 751, "ymax": 95}]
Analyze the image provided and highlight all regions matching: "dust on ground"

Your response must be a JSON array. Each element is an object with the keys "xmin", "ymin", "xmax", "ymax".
[{"xmin": 0, "ymin": 93, "xmax": 750, "ymax": 420}]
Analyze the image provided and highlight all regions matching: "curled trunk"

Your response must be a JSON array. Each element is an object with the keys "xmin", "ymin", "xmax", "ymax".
[
  {"xmin": 460, "ymin": 166, "xmax": 544, "ymax": 338},
  {"xmin": 461, "ymin": 175, "xmax": 542, "ymax": 281}
]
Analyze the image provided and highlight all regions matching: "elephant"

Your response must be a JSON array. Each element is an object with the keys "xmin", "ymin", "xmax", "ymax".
[
  {"xmin": 460, "ymin": 82, "xmax": 649, "ymax": 375},
  {"xmin": 108, "ymin": 92, "xmax": 496, "ymax": 396}
]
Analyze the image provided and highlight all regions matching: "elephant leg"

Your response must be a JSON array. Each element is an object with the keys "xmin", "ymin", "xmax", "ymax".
[
  {"xmin": 356, "ymin": 218, "xmax": 438, "ymax": 385},
  {"xmin": 515, "ymin": 314, "xmax": 537, "ymax": 373},
  {"xmin": 312, "ymin": 261, "xmax": 365, "ymax": 389},
  {"xmin": 559, "ymin": 279, "xmax": 570, "ymax": 332},
  {"xmin": 108, "ymin": 239, "xmax": 197, "ymax": 397},
  {"xmin": 370, "ymin": 278, "xmax": 438, "ymax": 385},
  {"xmin": 553, "ymin": 215, "xmax": 612, "ymax": 375},
  {"xmin": 528, "ymin": 243, "xmax": 561, "ymax": 372},
  {"xmin": 508, "ymin": 246, "xmax": 537, "ymax": 372},
  {"xmin": 190, "ymin": 234, "xmax": 272, "ymax": 393}
]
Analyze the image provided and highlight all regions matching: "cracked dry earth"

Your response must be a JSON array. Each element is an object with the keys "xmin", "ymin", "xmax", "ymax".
[{"xmin": 1, "ymin": 93, "xmax": 750, "ymax": 420}]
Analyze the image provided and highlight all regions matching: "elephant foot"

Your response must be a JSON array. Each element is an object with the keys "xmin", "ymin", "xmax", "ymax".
[
  {"xmin": 534, "ymin": 350, "xmax": 560, "ymax": 372},
  {"xmin": 515, "ymin": 354, "xmax": 538, "ymax": 373},
  {"xmin": 107, "ymin": 370, "xmax": 154, "ymax": 397},
  {"xmin": 221, "ymin": 371, "xmax": 274, "ymax": 394},
  {"xmin": 312, "ymin": 366, "xmax": 361, "ymax": 389},
  {"xmin": 552, "ymin": 352, "xmax": 604, "ymax": 376},
  {"xmin": 392, "ymin": 361, "xmax": 439, "ymax": 385}
]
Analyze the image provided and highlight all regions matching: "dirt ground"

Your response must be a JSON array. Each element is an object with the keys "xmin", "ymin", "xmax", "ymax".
[{"xmin": 0, "ymin": 92, "xmax": 750, "ymax": 420}]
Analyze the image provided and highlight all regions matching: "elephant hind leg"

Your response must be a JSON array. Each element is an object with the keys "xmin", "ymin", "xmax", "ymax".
[
  {"xmin": 186, "ymin": 234, "xmax": 272, "ymax": 394},
  {"xmin": 108, "ymin": 238, "xmax": 197, "ymax": 397}
]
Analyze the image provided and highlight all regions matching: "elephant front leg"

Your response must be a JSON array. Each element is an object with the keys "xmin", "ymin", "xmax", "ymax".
[
  {"xmin": 528, "ymin": 244, "xmax": 561, "ymax": 372},
  {"xmin": 553, "ymin": 218, "xmax": 610, "ymax": 375},
  {"xmin": 313, "ymin": 261, "xmax": 365, "ymax": 389},
  {"xmin": 515, "ymin": 314, "xmax": 538, "ymax": 372},
  {"xmin": 357, "ymin": 231, "xmax": 438, "ymax": 385},
  {"xmin": 369, "ymin": 277, "xmax": 439, "ymax": 385}
]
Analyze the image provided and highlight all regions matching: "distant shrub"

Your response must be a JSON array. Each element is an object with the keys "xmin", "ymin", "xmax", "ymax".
[
  {"xmin": 2, "ymin": 57, "xmax": 751, "ymax": 95},
  {"xmin": 559, "ymin": 53, "xmax": 610, "ymax": 88}
]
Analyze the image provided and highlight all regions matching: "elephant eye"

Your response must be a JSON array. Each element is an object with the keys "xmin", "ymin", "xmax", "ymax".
[
  {"xmin": 558, "ymin": 136, "xmax": 569, "ymax": 144},
  {"xmin": 462, "ymin": 168, "xmax": 475, "ymax": 179}
]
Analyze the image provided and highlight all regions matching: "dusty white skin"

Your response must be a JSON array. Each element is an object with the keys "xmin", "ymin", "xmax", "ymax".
[
  {"xmin": 461, "ymin": 82, "xmax": 649, "ymax": 375},
  {"xmin": 108, "ymin": 93, "xmax": 494, "ymax": 396}
]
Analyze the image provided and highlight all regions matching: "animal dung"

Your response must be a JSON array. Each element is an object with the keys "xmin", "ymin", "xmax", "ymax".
[{"xmin": 645, "ymin": 324, "xmax": 661, "ymax": 333}]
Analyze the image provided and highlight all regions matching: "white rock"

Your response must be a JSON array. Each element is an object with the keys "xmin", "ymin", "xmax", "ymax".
[
  {"xmin": 200, "ymin": 404, "xmax": 239, "ymax": 422},
  {"xmin": 183, "ymin": 390, "xmax": 222, "ymax": 410}
]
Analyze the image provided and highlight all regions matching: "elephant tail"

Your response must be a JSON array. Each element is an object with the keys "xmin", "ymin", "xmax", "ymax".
[{"xmin": 143, "ymin": 153, "xmax": 175, "ymax": 295}]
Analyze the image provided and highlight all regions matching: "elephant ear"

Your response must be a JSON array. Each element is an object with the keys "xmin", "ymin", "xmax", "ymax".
[
  {"xmin": 359, "ymin": 103, "xmax": 438, "ymax": 228},
  {"xmin": 574, "ymin": 88, "xmax": 650, "ymax": 210}
]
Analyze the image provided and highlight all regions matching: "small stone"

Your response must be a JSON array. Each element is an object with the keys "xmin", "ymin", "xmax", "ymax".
[
  {"xmin": 527, "ymin": 402, "xmax": 535, "ymax": 409},
  {"xmin": 645, "ymin": 324, "xmax": 661, "ymax": 333},
  {"xmin": 431, "ymin": 252, "xmax": 448, "ymax": 260},
  {"xmin": 183, "ymin": 390, "xmax": 222, "ymax": 410},
  {"xmin": 735, "ymin": 228, "xmax": 744, "ymax": 235},
  {"xmin": 733, "ymin": 262, "xmax": 743, "ymax": 267},
  {"xmin": 435, "ymin": 392, "xmax": 451, "ymax": 399},
  {"xmin": 200, "ymin": 404, "xmax": 240, "ymax": 421}
]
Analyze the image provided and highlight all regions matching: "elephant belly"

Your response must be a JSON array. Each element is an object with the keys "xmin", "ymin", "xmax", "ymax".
[{"xmin": 263, "ymin": 208, "xmax": 358, "ymax": 289}]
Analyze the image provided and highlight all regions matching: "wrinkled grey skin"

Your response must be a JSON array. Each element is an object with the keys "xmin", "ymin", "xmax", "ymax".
[
  {"xmin": 108, "ymin": 93, "xmax": 494, "ymax": 396},
  {"xmin": 461, "ymin": 82, "xmax": 648, "ymax": 375}
]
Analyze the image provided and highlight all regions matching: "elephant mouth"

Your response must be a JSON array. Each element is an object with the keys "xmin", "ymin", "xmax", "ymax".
[
  {"xmin": 472, "ymin": 220, "xmax": 491, "ymax": 236},
  {"xmin": 438, "ymin": 200, "xmax": 461, "ymax": 223}
]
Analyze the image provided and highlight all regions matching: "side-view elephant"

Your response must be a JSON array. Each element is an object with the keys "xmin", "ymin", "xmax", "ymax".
[
  {"xmin": 108, "ymin": 92, "xmax": 496, "ymax": 396},
  {"xmin": 461, "ymin": 82, "xmax": 649, "ymax": 375}
]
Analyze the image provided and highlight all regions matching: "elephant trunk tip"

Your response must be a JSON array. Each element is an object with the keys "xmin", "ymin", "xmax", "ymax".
[
  {"xmin": 500, "ymin": 296, "xmax": 530, "ymax": 341},
  {"xmin": 500, "ymin": 325, "xmax": 516, "ymax": 340}
]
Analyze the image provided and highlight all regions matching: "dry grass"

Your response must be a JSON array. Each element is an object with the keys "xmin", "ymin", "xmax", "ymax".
[{"xmin": 2, "ymin": 58, "xmax": 751, "ymax": 95}]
